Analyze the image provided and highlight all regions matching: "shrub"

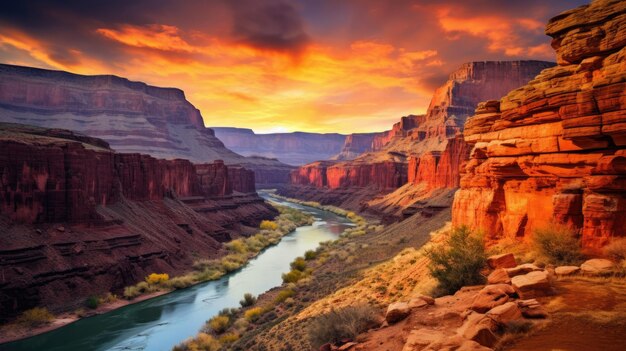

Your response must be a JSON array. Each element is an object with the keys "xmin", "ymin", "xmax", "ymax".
[
  {"xmin": 219, "ymin": 333, "xmax": 240, "ymax": 344},
  {"xmin": 124, "ymin": 285, "xmax": 141, "ymax": 299},
  {"xmin": 85, "ymin": 296, "xmax": 100, "ymax": 309},
  {"xmin": 604, "ymin": 238, "xmax": 626, "ymax": 262},
  {"xmin": 260, "ymin": 220, "xmax": 278, "ymax": 231},
  {"xmin": 274, "ymin": 288, "xmax": 295, "ymax": 303},
  {"xmin": 17, "ymin": 307, "xmax": 54, "ymax": 327},
  {"xmin": 308, "ymin": 304, "xmax": 380, "ymax": 349},
  {"xmin": 244, "ymin": 307, "xmax": 264, "ymax": 322},
  {"xmin": 174, "ymin": 333, "xmax": 220, "ymax": 351},
  {"xmin": 100, "ymin": 293, "xmax": 118, "ymax": 304},
  {"xmin": 304, "ymin": 250, "xmax": 318, "ymax": 260},
  {"xmin": 425, "ymin": 226, "xmax": 487, "ymax": 295},
  {"xmin": 282, "ymin": 269, "xmax": 304, "ymax": 284},
  {"xmin": 290, "ymin": 257, "xmax": 307, "ymax": 271},
  {"xmin": 240, "ymin": 293, "xmax": 257, "ymax": 307},
  {"xmin": 534, "ymin": 224, "xmax": 584, "ymax": 265},
  {"xmin": 166, "ymin": 275, "xmax": 196, "ymax": 289},
  {"xmin": 146, "ymin": 273, "xmax": 170, "ymax": 285},
  {"xmin": 226, "ymin": 239, "xmax": 248, "ymax": 254},
  {"xmin": 207, "ymin": 315, "xmax": 230, "ymax": 334}
]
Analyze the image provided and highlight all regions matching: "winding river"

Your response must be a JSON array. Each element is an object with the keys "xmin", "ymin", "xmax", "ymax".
[{"xmin": 3, "ymin": 194, "xmax": 352, "ymax": 351}]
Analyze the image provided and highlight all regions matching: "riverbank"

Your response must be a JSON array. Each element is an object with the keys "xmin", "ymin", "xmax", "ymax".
[{"xmin": 0, "ymin": 205, "xmax": 314, "ymax": 347}]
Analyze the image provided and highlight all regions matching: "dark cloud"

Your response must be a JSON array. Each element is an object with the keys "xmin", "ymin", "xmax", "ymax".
[{"xmin": 230, "ymin": 0, "xmax": 310, "ymax": 53}]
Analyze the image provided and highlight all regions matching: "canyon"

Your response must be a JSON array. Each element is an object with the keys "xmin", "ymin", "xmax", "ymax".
[
  {"xmin": 212, "ymin": 127, "xmax": 384, "ymax": 165},
  {"xmin": 0, "ymin": 123, "xmax": 277, "ymax": 319},
  {"xmin": 452, "ymin": 0, "xmax": 626, "ymax": 249},
  {"xmin": 0, "ymin": 64, "xmax": 294, "ymax": 185},
  {"xmin": 281, "ymin": 60, "xmax": 555, "ymax": 220}
]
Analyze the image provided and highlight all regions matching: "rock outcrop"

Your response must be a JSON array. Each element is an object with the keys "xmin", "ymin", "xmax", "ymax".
[
  {"xmin": 332, "ymin": 132, "xmax": 382, "ymax": 161},
  {"xmin": 452, "ymin": 0, "xmax": 626, "ymax": 248},
  {"xmin": 0, "ymin": 123, "xmax": 277, "ymax": 318},
  {"xmin": 0, "ymin": 64, "xmax": 294, "ymax": 184}
]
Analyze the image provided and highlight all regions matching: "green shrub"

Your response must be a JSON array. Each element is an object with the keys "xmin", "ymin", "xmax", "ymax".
[
  {"xmin": 239, "ymin": 293, "xmax": 257, "ymax": 307},
  {"xmin": 274, "ymin": 288, "xmax": 295, "ymax": 303},
  {"xmin": 207, "ymin": 315, "xmax": 230, "ymax": 334},
  {"xmin": 290, "ymin": 257, "xmax": 307, "ymax": 271},
  {"xmin": 308, "ymin": 304, "xmax": 380, "ymax": 349},
  {"xmin": 17, "ymin": 307, "xmax": 54, "ymax": 327},
  {"xmin": 425, "ymin": 226, "xmax": 487, "ymax": 295},
  {"xmin": 85, "ymin": 296, "xmax": 100, "ymax": 309},
  {"xmin": 304, "ymin": 250, "xmax": 318, "ymax": 260},
  {"xmin": 244, "ymin": 307, "xmax": 264, "ymax": 322},
  {"xmin": 282, "ymin": 269, "xmax": 304, "ymax": 283},
  {"xmin": 534, "ymin": 224, "xmax": 584, "ymax": 265}
]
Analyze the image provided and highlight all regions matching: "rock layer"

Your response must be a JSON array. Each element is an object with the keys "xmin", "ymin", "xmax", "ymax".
[
  {"xmin": 0, "ymin": 124, "xmax": 277, "ymax": 318},
  {"xmin": 452, "ymin": 0, "xmax": 626, "ymax": 248},
  {"xmin": 0, "ymin": 64, "xmax": 293, "ymax": 184}
]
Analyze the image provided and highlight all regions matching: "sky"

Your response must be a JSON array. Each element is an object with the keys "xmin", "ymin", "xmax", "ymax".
[{"xmin": 0, "ymin": 0, "xmax": 587, "ymax": 134}]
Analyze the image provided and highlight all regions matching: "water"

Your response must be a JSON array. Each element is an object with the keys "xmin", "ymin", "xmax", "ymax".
[{"xmin": 2, "ymin": 194, "xmax": 352, "ymax": 351}]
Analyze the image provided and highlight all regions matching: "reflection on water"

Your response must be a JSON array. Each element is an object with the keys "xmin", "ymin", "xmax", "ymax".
[{"xmin": 3, "ymin": 193, "xmax": 351, "ymax": 351}]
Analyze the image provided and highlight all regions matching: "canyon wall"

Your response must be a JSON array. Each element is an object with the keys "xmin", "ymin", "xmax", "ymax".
[
  {"xmin": 0, "ymin": 64, "xmax": 293, "ymax": 184},
  {"xmin": 332, "ymin": 132, "xmax": 382, "ymax": 161},
  {"xmin": 283, "ymin": 61, "xmax": 553, "ymax": 215},
  {"xmin": 452, "ymin": 0, "xmax": 626, "ymax": 249},
  {"xmin": 0, "ymin": 124, "xmax": 277, "ymax": 318}
]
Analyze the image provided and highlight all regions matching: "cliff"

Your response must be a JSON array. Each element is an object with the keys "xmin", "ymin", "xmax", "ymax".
[
  {"xmin": 0, "ymin": 64, "xmax": 293, "ymax": 184},
  {"xmin": 283, "ymin": 61, "xmax": 553, "ymax": 216},
  {"xmin": 212, "ymin": 127, "xmax": 381, "ymax": 165},
  {"xmin": 452, "ymin": 0, "xmax": 626, "ymax": 249},
  {"xmin": 0, "ymin": 123, "xmax": 277, "ymax": 318}
]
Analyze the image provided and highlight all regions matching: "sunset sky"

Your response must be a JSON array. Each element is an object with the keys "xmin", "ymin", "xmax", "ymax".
[{"xmin": 0, "ymin": 0, "xmax": 586, "ymax": 134}]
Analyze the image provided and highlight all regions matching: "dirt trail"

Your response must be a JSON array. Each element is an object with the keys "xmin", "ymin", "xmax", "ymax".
[{"xmin": 508, "ymin": 278, "xmax": 626, "ymax": 351}]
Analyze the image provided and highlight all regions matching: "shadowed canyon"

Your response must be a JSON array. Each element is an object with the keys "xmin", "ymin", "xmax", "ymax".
[{"xmin": 1, "ymin": 0, "xmax": 625, "ymax": 351}]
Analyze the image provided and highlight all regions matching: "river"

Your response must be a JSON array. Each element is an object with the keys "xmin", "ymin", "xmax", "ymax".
[{"xmin": 2, "ymin": 194, "xmax": 352, "ymax": 351}]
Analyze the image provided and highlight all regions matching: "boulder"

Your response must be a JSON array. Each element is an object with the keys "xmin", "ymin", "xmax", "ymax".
[
  {"xmin": 386, "ymin": 302, "xmax": 411, "ymax": 324},
  {"xmin": 580, "ymin": 259, "xmax": 614, "ymax": 275},
  {"xmin": 487, "ymin": 268, "xmax": 511, "ymax": 284},
  {"xmin": 408, "ymin": 298, "xmax": 429, "ymax": 309},
  {"xmin": 555, "ymin": 266, "xmax": 580, "ymax": 276},
  {"xmin": 487, "ymin": 253, "xmax": 517, "ymax": 269},
  {"xmin": 423, "ymin": 335, "xmax": 494, "ymax": 351},
  {"xmin": 470, "ymin": 284, "xmax": 516, "ymax": 313},
  {"xmin": 486, "ymin": 302, "xmax": 523, "ymax": 325},
  {"xmin": 516, "ymin": 299, "xmax": 548, "ymax": 319},
  {"xmin": 511, "ymin": 271, "xmax": 552, "ymax": 298},
  {"xmin": 506, "ymin": 264, "xmax": 542, "ymax": 277},
  {"xmin": 458, "ymin": 312, "xmax": 499, "ymax": 347},
  {"xmin": 418, "ymin": 295, "xmax": 436, "ymax": 305},
  {"xmin": 402, "ymin": 329, "xmax": 448, "ymax": 351}
]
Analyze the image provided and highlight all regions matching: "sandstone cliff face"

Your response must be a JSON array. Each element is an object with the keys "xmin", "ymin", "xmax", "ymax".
[
  {"xmin": 0, "ymin": 124, "xmax": 277, "ymax": 317},
  {"xmin": 453, "ymin": 0, "xmax": 626, "ymax": 249},
  {"xmin": 0, "ymin": 64, "xmax": 293, "ymax": 184},
  {"xmin": 331, "ymin": 132, "xmax": 381, "ymax": 161},
  {"xmin": 408, "ymin": 135, "xmax": 471, "ymax": 190}
]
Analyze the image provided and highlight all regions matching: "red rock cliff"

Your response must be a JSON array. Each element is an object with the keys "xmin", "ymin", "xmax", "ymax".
[{"xmin": 452, "ymin": 0, "xmax": 626, "ymax": 249}]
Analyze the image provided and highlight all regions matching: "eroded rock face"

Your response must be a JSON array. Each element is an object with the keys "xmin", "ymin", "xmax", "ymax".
[
  {"xmin": 0, "ymin": 124, "xmax": 277, "ymax": 318},
  {"xmin": 452, "ymin": 0, "xmax": 626, "ymax": 248},
  {"xmin": 0, "ymin": 64, "xmax": 294, "ymax": 184}
]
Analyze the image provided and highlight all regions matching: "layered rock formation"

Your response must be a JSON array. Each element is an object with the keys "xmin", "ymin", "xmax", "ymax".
[
  {"xmin": 283, "ymin": 61, "xmax": 553, "ymax": 216},
  {"xmin": 0, "ymin": 64, "xmax": 293, "ymax": 184},
  {"xmin": 0, "ymin": 123, "xmax": 277, "ymax": 318},
  {"xmin": 452, "ymin": 0, "xmax": 626, "ymax": 249},
  {"xmin": 212, "ymin": 127, "xmax": 383, "ymax": 165}
]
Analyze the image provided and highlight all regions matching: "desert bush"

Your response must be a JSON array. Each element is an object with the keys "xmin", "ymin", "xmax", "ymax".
[
  {"xmin": 244, "ymin": 307, "xmax": 264, "ymax": 322},
  {"xmin": 100, "ymin": 293, "xmax": 118, "ymax": 304},
  {"xmin": 207, "ymin": 315, "xmax": 230, "ymax": 334},
  {"xmin": 308, "ymin": 304, "xmax": 380, "ymax": 349},
  {"xmin": 219, "ymin": 333, "xmax": 240, "ymax": 344},
  {"xmin": 166, "ymin": 275, "xmax": 196, "ymax": 289},
  {"xmin": 282, "ymin": 269, "xmax": 304, "ymax": 283},
  {"xmin": 17, "ymin": 307, "xmax": 54, "ymax": 327},
  {"xmin": 260, "ymin": 220, "xmax": 278, "ymax": 231},
  {"xmin": 534, "ymin": 224, "xmax": 584, "ymax": 265},
  {"xmin": 239, "ymin": 293, "xmax": 257, "ymax": 307},
  {"xmin": 173, "ymin": 333, "xmax": 220, "ymax": 351},
  {"xmin": 604, "ymin": 238, "xmax": 626, "ymax": 262},
  {"xmin": 425, "ymin": 226, "xmax": 487, "ymax": 295},
  {"xmin": 85, "ymin": 296, "xmax": 100, "ymax": 309},
  {"xmin": 226, "ymin": 239, "xmax": 248, "ymax": 254},
  {"xmin": 304, "ymin": 250, "xmax": 318, "ymax": 260},
  {"xmin": 146, "ymin": 273, "xmax": 169, "ymax": 285},
  {"xmin": 290, "ymin": 257, "xmax": 307, "ymax": 271},
  {"xmin": 274, "ymin": 288, "xmax": 295, "ymax": 303}
]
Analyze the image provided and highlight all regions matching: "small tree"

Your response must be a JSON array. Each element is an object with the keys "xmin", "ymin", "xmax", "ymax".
[{"xmin": 425, "ymin": 226, "xmax": 487, "ymax": 295}]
